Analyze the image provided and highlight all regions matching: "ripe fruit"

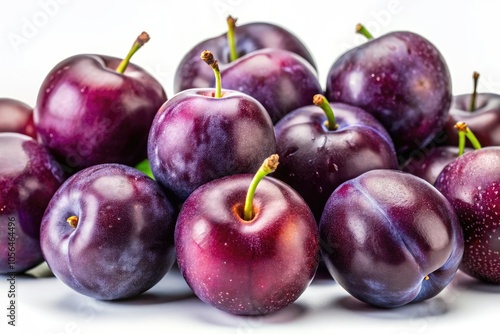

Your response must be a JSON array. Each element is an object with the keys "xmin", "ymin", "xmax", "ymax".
[
  {"xmin": 40, "ymin": 163, "xmax": 177, "ymax": 300},
  {"xmin": 320, "ymin": 169, "xmax": 464, "ymax": 307},
  {"xmin": 435, "ymin": 147, "xmax": 500, "ymax": 283},
  {"xmin": 325, "ymin": 24, "xmax": 452, "ymax": 155},
  {"xmin": 34, "ymin": 32, "xmax": 166, "ymax": 173},
  {"xmin": 175, "ymin": 155, "xmax": 319, "ymax": 315}
]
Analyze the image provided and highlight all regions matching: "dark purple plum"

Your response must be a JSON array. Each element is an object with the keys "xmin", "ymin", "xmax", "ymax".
[
  {"xmin": 0, "ymin": 98, "xmax": 36, "ymax": 139},
  {"xmin": 174, "ymin": 16, "xmax": 316, "ymax": 93},
  {"xmin": 40, "ymin": 163, "xmax": 176, "ymax": 300},
  {"xmin": 273, "ymin": 95, "xmax": 398, "ymax": 221},
  {"xmin": 34, "ymin": 32, "xmax": 166, "ymax": 172},
  {"xmin": 175, "ymin": 155, "xmax": 319, "ymax": 315},
  {"xmin": 442, "ymin": 93, "xmax": 500, "ymax": 147},
  {"xmin": 0, "ymin": 133, "xmax": 64, "ymax": 274},
  {"xmin": 217, "ymin": 48, "xmax": 322, "ymax": 124},
  {"xmin": 402, "ymin": 146, "xmax": 472, "ymax": 184},
  {"xmin": 148, "ymin": 52, "xmax": 276, "ymax": 201},
  {"xmin": 435, "ymin": 147, "xmax": 500, "ymax": 283},
  {"xmin": 325, "ymin": 28, "xmax": 452, "ymax": 155},
  {"xmin": 320, "ymin": 169, "xmax": 464, "ymax": 308}
]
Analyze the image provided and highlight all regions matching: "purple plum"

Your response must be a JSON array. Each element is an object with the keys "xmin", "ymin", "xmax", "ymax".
[
  {"xmin": 40, "ymin": 163, "xmax": 176, "ymax": 300},
  {"xmin": 320, "ymin": 169, "xmax": 464, "ymax": 308},
  {"xmin": 0, "ymin": 133, "xmax": 64, "ymax": 274}
]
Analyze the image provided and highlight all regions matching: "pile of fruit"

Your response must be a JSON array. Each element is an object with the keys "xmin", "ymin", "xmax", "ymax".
[{"xmin": 1, "ymin": 16, "xmax": 499, "ymax": 316}]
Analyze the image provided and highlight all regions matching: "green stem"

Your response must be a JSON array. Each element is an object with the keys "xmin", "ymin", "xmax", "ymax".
[
  {"xmin": 243, "ymin": 154, "xmax": 279, "ymax": 221},
  {"xmin": 454, "ymin": 121, "xmax": 482, "ymax": 156},
  {"xmin": 227, "ymin": 15, "xmax": 238, "ymax": 62},
  {"xmin": 200, "ymin": 50, "xmax": 222, "ymax": 98},
  {"xmin": 469, "ymin": 71, "xmax": 480, "ymax": 112},
  {"xmin": 116, "ymin": 32, "xmax": 150, "ymax": 74},
  {"xmin": 313, "ymin": 94, "xmax": 338, "ymax": 130},
  {"xmin": 356, "ymin": 23, "xmax": 374, "ymax": 40},
  {"xmin": 135, "ymin": 159, "xmax": 155, "ymax": 179}
]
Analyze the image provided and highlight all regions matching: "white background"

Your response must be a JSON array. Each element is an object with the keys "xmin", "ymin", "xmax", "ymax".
[{"xmin": 1, "ymin": 0, "xmax": 500, "ymax": 333}]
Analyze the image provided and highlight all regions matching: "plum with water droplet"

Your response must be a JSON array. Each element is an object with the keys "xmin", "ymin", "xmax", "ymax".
[
  {"xmin": 435, "ymin": 147, "xmax": 500, "ymax": 283},
  {"xmin": 273, "ymin": 95, "xmax": 398, "ymax": 221}
]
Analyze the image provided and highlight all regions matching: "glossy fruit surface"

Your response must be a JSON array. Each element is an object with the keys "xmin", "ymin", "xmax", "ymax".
[
  {"xmin": 441, "ymin": 93, "xmax": 500, "ymax": 147},
  {"xmin": 435, "ymin": 147, "xmax": 500, "ymax": 283},
  {"xmin": 325, "ymin": 31, "xmax": 452, "ymax": 155},
  {"xmin": 174, "ymin": 21, "xmax": 316, "ymax": 93},
  {"xmin": 40, "ymin": 163, "xmax": 176, "ymax": 300},
  {"xmin": 35, "ymin": 54, "xmax": 166, "ymax": 172},
  {"xmin": 148, "ymin": 89, "xmax": 276, "ymax": 201},
  {"xmin": 274, "ymin": 102, "xmax": 398, "ymax": 221},
  {"xmin": 217, "ymin": 48, "xmax": 322, "ymax": 123},
  {"xmin": 175, "ymin": 174, "xmax": 319, "ymax": 315},
  {"xmin": 320, "ymin": 169, "xmax": 464, "ymax": 308},
  {"xmin": 0, "ymin": 98, "xmax": 36, "ymax": 138},
  {"xmin": 0, "ymin": 133, "xmax": 64, "ymax": 274}
]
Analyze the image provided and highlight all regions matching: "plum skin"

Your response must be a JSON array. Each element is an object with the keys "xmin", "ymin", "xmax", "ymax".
[
  {"xmin": 40, "ymin": 163, "xmax": 176, "ymax": 300},
  {"xmin": 319, "ymin": 169, "xmax": 464, "ymax": 308},
  {"xmin": 273, "ymin": 102, "xmax": 398, "ymax": 221},
  {"xmin": 148, "ymin": 89, "xmax": 276, "ymax": 202},
  {"xmin": 0, "ymin": 133, "xmax": 64, "ymax": 274},
  {"xmin": 326, "ymin": 31, "xmax": 452, "ymax": 155},
  {"xmin": 175, "ymin": 175, "xmax": 319, "ymax": 315},
  {"xmin": 435, "ymin": 147, "xmax": 500, "ymax": 283}
]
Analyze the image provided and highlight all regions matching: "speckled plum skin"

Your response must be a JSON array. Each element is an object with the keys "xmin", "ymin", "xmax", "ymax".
[
  {"xmin": 0, "ymin": 133, "xmax": 64, "ymax": 274},
  {"xmin": 175, "ymin": 175, "xmax": 319, "ymax": 315},
  {"xmin": 320, "ymin": 170, "xmax": 464, "ymax": 308},
  {"xmin": 440, "ymin": 93, "xmax": 500, "ymax": 147},
  {"xmin": 401, "ymin": 146, "xmax": 472, "ymax": 185},
  {"xmin": 273, "ymin": 102, "xmax": 398, "ymax": 221},
  {"xmin": 325, "ymin": 31, "xmax": 452, "ymax": 155},
  {"xmin": 217, "ymin": 49, "xmax": 322, "ymax": 124},
  {"xmin": 435, "ymin": 147, "xmax": 500, "ymax": 283},
  {"xmin": 40, "ymin": 164, "xmax": 176, "ymax": 300},
  {"xmin": 174, "ymin": 21, "xmax": 316, "ymax": 93},
  {"xmin": 148, "ymin": 89, "xmax": 276, "ymax": 201},
  {"xmin": 34, "ymin": 55, "xmax": 167, "ymax": 172},
  {"xmin": 0, "ymin": 98, "xmax": 36, "ymax": 139}
]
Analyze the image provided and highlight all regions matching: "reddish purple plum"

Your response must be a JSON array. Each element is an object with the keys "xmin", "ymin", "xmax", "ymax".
[
  {"xmin": 148, "ymin": 51, "xmax": 276, "ymax": 201},
  {"xmin": 216, "ymin": 48, "xmax": 322, "ymax": 123},
  {"xmin": 34, "ymin": 33, "xmax": 166, "ymax": 172},
  {"xmin": 273, "ymin": 95, "xmax": 398, "ymax": 221},
  {"xmin": 174, "ymin": 17, "xmax": 316, "ymax": 93},
  {"xmin": 0, "ymin": 133, "xmax": 64, "ymax": 274},
  {"xmin": 320, "ymin": 169, "xmax": 464, "ymax": 308},
  {"xmin": 175, "ymin": 155, "xmax": 319, "ymax": 315},
  {"xmin": 325, "ymin": 28, "xmax": 452, "ymax": 155},
  {"xmin": 435, "ymin": 147, "xmax": 500, "ymax": 283},
  {"xmin": 40, "ymin": 163, "xmax": 176, "ymax": 300},
  {"xmin": 401, "ymin": 146, "xmax": 472, "ymax": 185},
  {"xmin": 0, "ymin": 98, "xmax": 36, "ymax": 139}
]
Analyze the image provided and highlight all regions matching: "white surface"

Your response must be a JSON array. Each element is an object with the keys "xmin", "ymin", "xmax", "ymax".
[
  {"xmin": 1, "ymin": 0, "xmax": 500, "ymax": 332},
  {"xmin": 4, "ymin": 264, "xmax": 500, "ymax": 333}
]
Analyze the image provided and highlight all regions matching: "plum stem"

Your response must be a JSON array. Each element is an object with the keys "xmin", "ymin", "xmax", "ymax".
[
  {"xmin": 313, "ymin": 94, "xmax": 339, "ymax": 131},
  {"xmin": 454, "ymin": 121, "xmax": 482, "ymax": 156},
  {"xmin": 201, "ymin": 50, "xmax": 222, "ymax": 98},
  {"xmin": 227, "ymin": 15, "xmax": 238, "ymax": 62},
  {"xmin": 424, "ymin": 275, "xmax": 429, "ymax": 281},
  {"xmin": 469, "ymin": 71, "xmax": 480, "ymax": 112},
  {"xmin": 135, "ymin": 159, "xmax": 155, "ymax": 179},
  {"xmin": 67, "ymin": 215, "xmax": 79, "ymax": 229},
  {"xmin": 243, "ymin": 154, "xmax": 279, "ymax": 221},
  {"xmin": 356, "ymin": 23, "xmax": 374, "ymax": 40},
  {"xmin": 116, "ymin": 32, "xmax": 150, "ymax": 74}
]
